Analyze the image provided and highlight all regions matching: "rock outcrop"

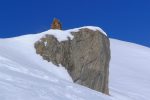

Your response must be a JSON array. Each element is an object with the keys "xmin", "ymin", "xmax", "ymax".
[
  {"xmin": 51, "ymin": 18, "xmax": 62, "ymax": 30},
  {"xmin": 34, "ymin": 28, "xmax": 110, "ymax": 95}
]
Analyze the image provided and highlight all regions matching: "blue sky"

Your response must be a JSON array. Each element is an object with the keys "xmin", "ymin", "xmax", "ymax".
[{"xmin": 0, "ymin": 0, "xmax": 150, "ymax": 47}]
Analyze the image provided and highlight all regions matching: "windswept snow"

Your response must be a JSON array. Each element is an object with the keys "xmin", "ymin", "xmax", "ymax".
[
  {"xmin": 109, "ymin": 39, "xmax": 150, "ymax": 100},
  {"xmin": 0, "ymin": 28, "xmax": 150, "ymax": 100}
]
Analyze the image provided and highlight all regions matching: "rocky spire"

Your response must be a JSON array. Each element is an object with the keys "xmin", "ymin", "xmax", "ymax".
[{"xmin": 51, "ymin": 18, "xmax": 62, "ymax": 30}]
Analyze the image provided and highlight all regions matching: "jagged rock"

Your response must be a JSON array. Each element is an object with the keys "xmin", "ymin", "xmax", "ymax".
[
  {"xmin": 34, "ymin": 28, "xmax": 110, "ymax": 94},
  {"xmin": 51, "ymin": 18, "xmax": 62, "ymax": 30}
]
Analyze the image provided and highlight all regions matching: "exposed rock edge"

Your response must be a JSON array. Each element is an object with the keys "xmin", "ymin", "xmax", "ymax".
[{"xmin": 34, "ymin": 28, "xmax": 110, "ymax": 94}]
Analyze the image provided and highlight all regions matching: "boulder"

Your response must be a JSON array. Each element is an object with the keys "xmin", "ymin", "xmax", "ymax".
[{"xmin": 34, "ymin": 28, "xmax": 110, "ymax": 94}]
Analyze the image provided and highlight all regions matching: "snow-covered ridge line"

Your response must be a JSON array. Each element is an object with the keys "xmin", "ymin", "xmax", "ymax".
[
  {"xmin": 110, "ymin": 38, "xmax": 150, "ymax": 50},
  {"xmin": 66, "ymin": 26, "xmax": 107, "ymax": 36},
  {"xmin": 0, "ymin": 26, "xmax": 107, "ymax": 42},
  {"xmin": 40, "ymin": 26, "xmax": 107, "ymax": 42}
]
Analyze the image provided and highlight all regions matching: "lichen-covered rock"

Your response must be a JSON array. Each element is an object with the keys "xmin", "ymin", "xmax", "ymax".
[{"xmin": 34, "ymin": 28, "xmax": 110, "ymax": 94}]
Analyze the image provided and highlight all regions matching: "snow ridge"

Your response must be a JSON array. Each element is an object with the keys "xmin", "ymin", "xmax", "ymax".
[{"xmin": 0, "ymin": 27, "xmax": 150, "ymax": 100}]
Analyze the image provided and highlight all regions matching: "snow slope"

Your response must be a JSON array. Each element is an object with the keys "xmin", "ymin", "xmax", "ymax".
[
  {"xmin": 0, "ymin": 27, "xmax": 150, "ymax": 100},
  {"xmin": 110, "ymin": 39, "xmax": 150, "ymax": 100}
]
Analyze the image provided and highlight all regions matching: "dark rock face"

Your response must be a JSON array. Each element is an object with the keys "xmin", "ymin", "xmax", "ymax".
[{"xmin": 34, "ymin": 28, "xmax": 110, "ymax": 94}]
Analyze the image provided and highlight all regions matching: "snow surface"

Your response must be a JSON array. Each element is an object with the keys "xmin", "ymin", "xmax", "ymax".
[
  {"xmin": 0, "ymin": 27, "xmax": 150, "ymax": 100},
  {"xmin": 109, "ymin": 39, "xmax": 150, "ymax": 100},
  {"xmin": 66, "ymin": 26, "xmax": 107, "ymax": 36}
]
